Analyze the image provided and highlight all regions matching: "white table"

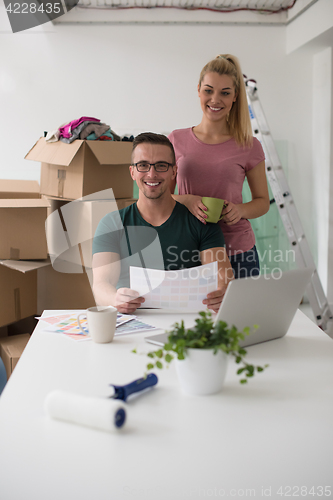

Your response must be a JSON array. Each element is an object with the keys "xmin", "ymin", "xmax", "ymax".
[{"xmin": 0, "ymin": 309, "xmax": 332, "ymax": 500}]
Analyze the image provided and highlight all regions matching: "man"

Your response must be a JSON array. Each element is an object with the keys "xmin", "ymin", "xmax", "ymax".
[{"xmin": 92, "ymin": 132, "xmax": 233, "ymax": 313}]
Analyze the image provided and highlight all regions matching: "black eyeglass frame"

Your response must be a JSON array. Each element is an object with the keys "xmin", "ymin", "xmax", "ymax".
[{"xmin": 132, "ymin": 162, "xmax": 174, "ymax": 172}]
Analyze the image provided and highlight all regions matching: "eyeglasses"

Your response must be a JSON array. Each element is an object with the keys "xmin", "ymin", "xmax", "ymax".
[{"xmin": 133, "ymin": 162, "xmax": 173, "ymax": 172}]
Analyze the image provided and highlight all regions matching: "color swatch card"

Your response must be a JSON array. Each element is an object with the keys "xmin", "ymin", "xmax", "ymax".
[
  {"xmin": 38, "ymin": 312, "xmax": 137, "ymax": 341},
  {"xmin": 39, "ymin": 314, "xmax": 90, "ymax": 341},
  {"xmin": 115, "ymin": 319, "xmax": 157, "ymax": 336},
  {"xmin": 130, "ymin": 261, "xmax": 218, "ymax": 310}
]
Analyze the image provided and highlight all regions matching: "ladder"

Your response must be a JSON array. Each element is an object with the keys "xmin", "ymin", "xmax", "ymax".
[{"xmin": 245, "ymin": 78, "xmax": 333, "ymax": 334}]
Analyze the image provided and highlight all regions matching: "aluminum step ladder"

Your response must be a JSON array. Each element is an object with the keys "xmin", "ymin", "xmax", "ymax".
[{"xmin": 245, "ymin": 78, "xmax": 333, "ymax": 334}]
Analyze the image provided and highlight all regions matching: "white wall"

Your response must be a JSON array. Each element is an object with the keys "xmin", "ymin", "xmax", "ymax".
[
  {"xmin": 0, "ymin": 19, "xmax": 289, "ymax": 181},
  {"xmin": 286, "ymin": 0, "xmax": 333, "ymax": 54},
  {"xmin": 0, "ymin": 2, "xmax": 332, "ymax": 301},
  {"xmin": 285, "ymin": 0, "xmax": 333, "ymax": 303},
  {"xmin": 312, "ymin": 47, "xmax": 331, "ymax": 295}
]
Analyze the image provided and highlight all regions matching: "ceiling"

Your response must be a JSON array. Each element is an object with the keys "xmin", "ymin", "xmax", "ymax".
[
  {"xmin": 75, "ymin": 0, "xmax": 296, "ymax": 12},
  {"xmin": 55, "ymin": 0, "xmax": 318, "ymax": 24}
]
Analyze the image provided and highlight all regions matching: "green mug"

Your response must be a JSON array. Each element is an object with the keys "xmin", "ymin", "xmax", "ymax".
[{"xmin": 202, "ymin": 197, "xmax": 225, "ymax": 223}]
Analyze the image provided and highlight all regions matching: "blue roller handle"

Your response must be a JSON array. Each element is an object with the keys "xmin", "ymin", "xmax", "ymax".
[{"xmin": 110, "ymin": 373, "xmax": 158, "ymax": 402}]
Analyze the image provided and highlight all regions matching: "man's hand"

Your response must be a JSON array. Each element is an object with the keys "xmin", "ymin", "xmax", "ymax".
[
  {"xmin": 202, "ymin": 288, "xmax": 225, "ymax": 313},
  {"xmin": 114, "ymin": 288, "xmax": 145, "ymax": 314}
]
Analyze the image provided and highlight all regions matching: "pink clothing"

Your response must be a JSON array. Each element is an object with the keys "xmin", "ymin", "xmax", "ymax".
[
  {"xmin": 168, "ymin": 127, "xmax": 265, "ymax": 255},
  {"xmin": 59, "ymin": 116, "xmax": 100, "ymax": 139}
]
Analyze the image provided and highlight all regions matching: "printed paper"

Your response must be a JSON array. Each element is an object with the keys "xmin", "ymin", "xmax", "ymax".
[{"xmin": 130, "ymin": 261, "xmax": 218, "ymax": 310}]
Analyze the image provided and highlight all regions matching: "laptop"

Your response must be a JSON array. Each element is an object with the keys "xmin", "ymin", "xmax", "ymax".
[{"xmin": 144, "ymin": 268, "xmax": 313, "ymax": 348}]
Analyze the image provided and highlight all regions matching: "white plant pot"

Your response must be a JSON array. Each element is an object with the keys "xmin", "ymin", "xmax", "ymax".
[{"xmin": 175, "ymin": 348, "xmax": 228, "ymax": 396}]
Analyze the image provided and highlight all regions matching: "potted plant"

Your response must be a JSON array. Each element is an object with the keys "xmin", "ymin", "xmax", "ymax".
[{"xmin": 136, "ymin": 311, "xmax": 268, "ymax": 396}]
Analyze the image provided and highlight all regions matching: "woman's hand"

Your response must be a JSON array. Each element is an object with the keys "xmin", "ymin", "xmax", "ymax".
[
  {"xmin": 178, "ymin": 194, "xmax": 208, "ymax": 224},
  {"xmin": 222, "ymin": 200, "xmax": 244, "ymax": 225}
]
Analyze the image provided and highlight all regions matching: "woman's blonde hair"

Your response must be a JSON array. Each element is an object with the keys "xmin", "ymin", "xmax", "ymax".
[{"xmin": 199, "ymin": 54, "xmax": 253, "ymax": 147}]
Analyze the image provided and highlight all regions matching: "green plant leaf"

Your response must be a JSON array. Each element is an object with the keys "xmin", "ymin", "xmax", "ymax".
[
  {"xmin": 247, "ymin": 365, "xmax": 255, "ymax": 375},
  {"xmin": 139, "ymin": 311, "xmax": 268, "ymax": 384}
]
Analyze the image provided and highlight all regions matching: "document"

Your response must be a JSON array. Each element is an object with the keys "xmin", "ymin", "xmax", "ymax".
[{"xmin": 130, "ymin": 261, "xmax": 218, "ymax": 310}]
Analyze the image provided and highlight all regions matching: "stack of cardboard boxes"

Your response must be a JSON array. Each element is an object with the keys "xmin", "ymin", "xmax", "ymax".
[{"xmin": 0, "ymin": 137, "xmax": 136, "ymax": 380}]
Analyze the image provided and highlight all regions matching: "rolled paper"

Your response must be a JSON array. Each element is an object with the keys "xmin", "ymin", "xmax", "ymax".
[{"xmin": 44, "ymin": 391, "xmax": 126, "ymax": 432}]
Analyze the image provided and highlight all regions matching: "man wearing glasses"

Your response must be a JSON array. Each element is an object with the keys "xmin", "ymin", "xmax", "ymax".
[{"xmin": 92, "ymin": 132, "xmax": 233, "ymax": 313}]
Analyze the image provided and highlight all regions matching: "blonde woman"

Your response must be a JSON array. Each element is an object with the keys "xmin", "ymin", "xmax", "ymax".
[{"xmin": 169, "ymin": 54, "xmax": 270, "ymax": 278}]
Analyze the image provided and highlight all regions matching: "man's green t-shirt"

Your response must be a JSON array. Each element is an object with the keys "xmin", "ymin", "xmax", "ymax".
[{"xmin": 92, "ymin": 201, "xmax": 225, "ymax": 288}]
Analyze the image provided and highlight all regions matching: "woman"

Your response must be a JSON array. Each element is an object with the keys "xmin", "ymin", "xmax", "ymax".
[{"xmin": 169, "ymin": 54, "xmax": 270, "ymax": 278}]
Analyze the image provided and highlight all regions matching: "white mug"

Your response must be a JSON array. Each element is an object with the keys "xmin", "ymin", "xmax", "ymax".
[{"xmin": 77, "ymin": 306, "xmax": 117, "ymax": 344}]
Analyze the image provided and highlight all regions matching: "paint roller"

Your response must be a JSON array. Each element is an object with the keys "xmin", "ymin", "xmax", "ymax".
[{"xmin": 44, "ymin": 373, "xmax": 158, "ymax": 432}]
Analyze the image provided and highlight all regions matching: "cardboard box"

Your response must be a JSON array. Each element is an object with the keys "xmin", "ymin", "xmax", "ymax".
[
  {"xmin": 25, "ymin": 138, "xmax": 133, "ymax": 200},
  {"xmin": 42, "ymin": 194, "xmax": 136, "ymax": 217},
  {"xmin": 0, "ymin": 198, "xmax": 50, "ymax": 260},
  {"xmin": 0, "ymin": 258, "xmax": 93, "ymax": 321},
  {"xmin": 117, "ymin": 198, "xmax": 137, "ymax": 210},
  {"xmin": 41, "ymin": 194, "xmax": 70, "ymax": 219},
  {"xmin": 37, "ymin": 264, "xmax": 95, "ymax": 313},
  {"xmin": 39, "ymin": 196, "xmax": 136, "ymax": 311},
  {"xmin": 0, "ymin": 261, "xmax": 41, "ymax": 327},
  {"xmin": 7, "ymin": 315, "xmax": 38, "ymax": 336},
  {"xmin": 43, "ymin": 192, "xmax": 137, "ymax": 271},
  {"xmin": 0, "ymin": 179, "xmax": 40, "ymax": 199},
  {"xmin": 0, "ymin": 325, "xmax": 8, "ymax": 338},
  {"xmin": 0, "ymin": 333, "xmax": 31, "ymax": 379}
]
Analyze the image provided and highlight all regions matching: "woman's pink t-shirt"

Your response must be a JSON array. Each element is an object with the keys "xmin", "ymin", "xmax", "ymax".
[{"xmin": 168, "ymin": 127, "xmax": 265, "ymax": 255}]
